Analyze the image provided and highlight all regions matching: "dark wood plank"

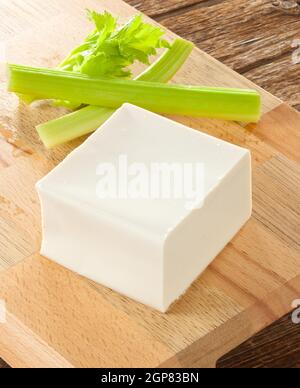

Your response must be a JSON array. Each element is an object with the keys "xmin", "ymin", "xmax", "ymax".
[
  {"xmin": 158, "ymin": 0, "xmax": 300, "ymax": 109},
  {"xmin": 217, "ymin": 311, "xmax": 300, "ymax": 368},
  {"xmin": 127, "ymin": 0, "xmax": 300, "ymax": 110},
  {"xmin": 0, "ymin": 358, "xmax": 10, "ymax": 368},
  {"xmin": 127, "ymin": 0, "xmax": 206, "ymax": 17},
  {"xmin": 244, "ymin": 55, "xmax": 300, "ymax": 113}
]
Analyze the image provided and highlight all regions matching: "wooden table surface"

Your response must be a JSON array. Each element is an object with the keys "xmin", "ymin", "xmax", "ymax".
[
  {"xmin": 0, "ymin": 0, "xmax": 299, "ymax": 369},
  {"xmin": 126, "ymin": 0, "xmax": 300, "ymax": 369},
  {"xmin": 129, "ymin": 0, "xmax": 300, "ymax": 111}
]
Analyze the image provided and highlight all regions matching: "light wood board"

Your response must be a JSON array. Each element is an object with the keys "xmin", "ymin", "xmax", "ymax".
[{"xmin": 0, "ymin": 0, "xmax": 299, "ymax": 368}]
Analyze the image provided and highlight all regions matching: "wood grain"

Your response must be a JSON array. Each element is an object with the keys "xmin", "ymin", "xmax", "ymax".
[
  {"xmin": 0, "ymin": 311, "xmax": 73, "ymax": 368},
  {"xmin": 246, "ymin": 102, "xmax": 300, "ymax": 164},
  {"xmin": 128, "ymin": 0, "xmax": 205, "ymax": 17},
  {"xmin": 0, "ymin": 0, "xmax": 299, "ymax": 368},
  {"xmin": 127, "ymin": 0, "xmax": 300, "ymax": 111},
  {"xmin": 161, "ymin": 274, "xmax": 300, "ymax": 367}
]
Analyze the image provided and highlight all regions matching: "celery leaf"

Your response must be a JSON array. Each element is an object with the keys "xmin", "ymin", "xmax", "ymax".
[{"xmin": 60, "ymin": 10, "xmax": 170, "ymax": 79}]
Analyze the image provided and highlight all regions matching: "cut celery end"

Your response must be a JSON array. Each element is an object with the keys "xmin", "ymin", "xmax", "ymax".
[
  {"xmin": 37, "ymin": 106, "xmax": 115, "ymax": 148},
  {"xmin": 17, "ymin": 93, "xmax": 36, "ymax": 105}
]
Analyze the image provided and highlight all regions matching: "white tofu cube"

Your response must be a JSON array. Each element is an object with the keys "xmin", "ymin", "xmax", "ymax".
[{"xmin": 37, "ymin": 104, "xmax": 252, "ymax": 312}]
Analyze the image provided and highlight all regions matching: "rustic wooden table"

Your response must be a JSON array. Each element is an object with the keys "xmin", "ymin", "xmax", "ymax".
[
  {"xmin": 0, "ymin": 0, "xmax": 299, "ymax": 369},
  {"xmin": 129, "ymin": 0, "xmax": 300, "ymax": 111},
  {"xmin": 126, "ymin": 0, "xmax": 300, "ymax": 369}
]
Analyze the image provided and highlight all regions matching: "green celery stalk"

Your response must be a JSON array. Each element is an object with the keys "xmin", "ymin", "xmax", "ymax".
[
  {"xmin": 8, "ymin": 63, "xmax": 262, "ymax": 126},
  {"xmin": 36, "ymin": 38, "xmax": 194, "ymax": 148},
  {"xmin": 20, "ymin": 11, "xmax": 171, "ymax": 107}
]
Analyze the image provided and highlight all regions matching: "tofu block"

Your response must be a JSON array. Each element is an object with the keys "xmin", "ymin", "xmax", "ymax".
[{"xmin": 37, "ymin": 104, "xmax": 252, "ymax": 312}]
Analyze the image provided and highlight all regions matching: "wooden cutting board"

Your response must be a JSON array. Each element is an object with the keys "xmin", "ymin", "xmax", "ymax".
[{"xmin": 0, "ymin": 0, "xmax": 299, "ymax": 368}]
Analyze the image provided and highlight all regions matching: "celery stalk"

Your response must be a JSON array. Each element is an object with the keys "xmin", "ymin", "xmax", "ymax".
[
  {"xmin": 8, "ymin": 63, "xmax": 261, "ymax": 126},
  {"xmin": 135, "ymin": 39, "xmax": 194, "ymax": 83},
  {"xmin": 20, "ymin": 11, "xmax": 171, "ymax": 106},
  {"xmin": 35, "ymin": 38, "xmax": 194, "ymax": 148}
]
